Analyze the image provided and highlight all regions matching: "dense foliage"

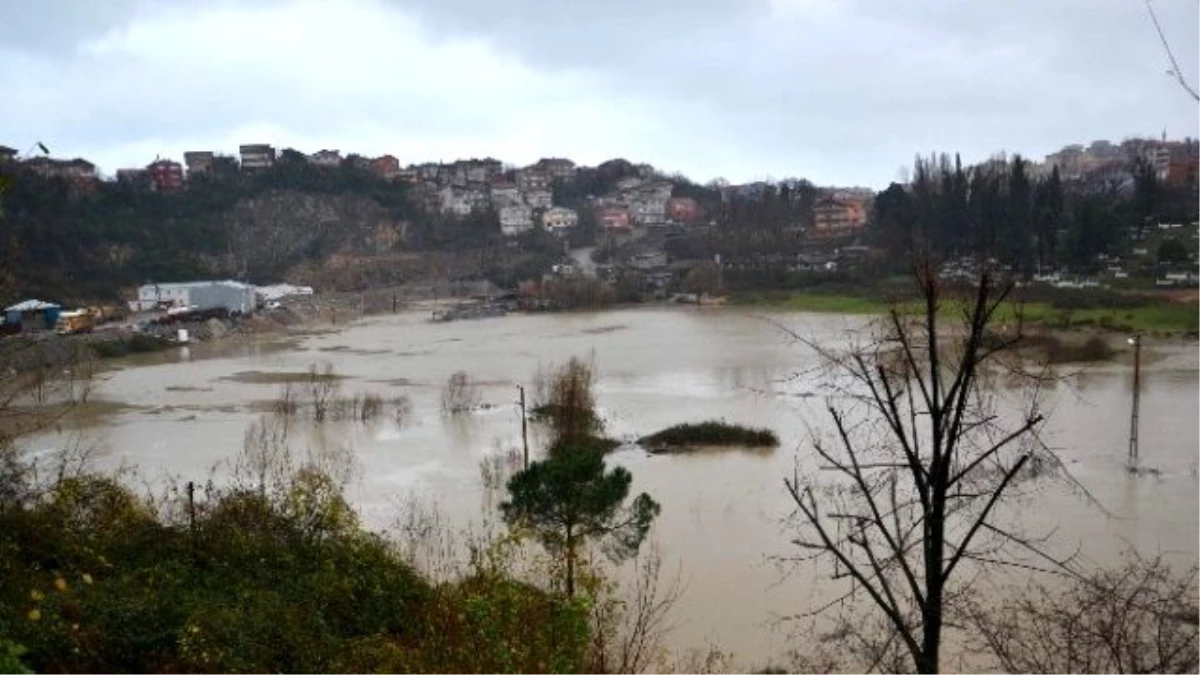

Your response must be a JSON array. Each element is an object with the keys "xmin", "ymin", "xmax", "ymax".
[
  {"xmin": 870, "ymin": 153, "xmax": 1199, "ymax": 276},
  {"xmin": 0, "ymin": 464, "xmax": 590, "ymax": 673}
]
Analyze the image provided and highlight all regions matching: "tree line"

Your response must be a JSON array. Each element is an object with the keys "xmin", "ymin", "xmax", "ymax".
[{"xmin": 870, "ymin": 153, "xmax": 1197, "ymax": 276}]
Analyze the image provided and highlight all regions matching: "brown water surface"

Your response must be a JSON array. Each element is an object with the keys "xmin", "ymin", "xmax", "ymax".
[{"xmin": 25, "ymin": 307, "xmax": 1199, "ymax": 665}]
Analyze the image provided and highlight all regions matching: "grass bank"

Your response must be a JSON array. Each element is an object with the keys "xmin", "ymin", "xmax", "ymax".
[
  {"xmin": 731, "ymin": 288, "xmax": 1199, "ymax": 336},
  {"xmin": 639, "ymin": 421, "xmax": 779, "ymax": 453}
]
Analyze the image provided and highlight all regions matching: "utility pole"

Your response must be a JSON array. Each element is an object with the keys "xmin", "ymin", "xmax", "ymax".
[
  {"xmin": 1128, "ymin": 334, "xmax": 1141, "ymax": 466},
  {"xmin": 517, "ymin": 384, "xmax": 529, "ymax": 469}
]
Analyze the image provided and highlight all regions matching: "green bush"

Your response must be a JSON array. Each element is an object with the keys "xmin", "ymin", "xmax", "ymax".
[
  {"xmin": 639, "ymin": 421, "xmax": 779, "ymax": 451},
  {"xmin": 0, "ymin": 460, "xmax": 589, "ymax": 673},
  {"xmin": 88, "ymin": 334, "xmax": 170, "ymax": 359},
  {"xmin": 0, "ymin": 639, "xmax": 32, "ymax": 674}
]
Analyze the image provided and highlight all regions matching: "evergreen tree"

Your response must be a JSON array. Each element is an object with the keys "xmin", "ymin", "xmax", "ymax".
[{"xmin": 501, "ymin": 447, "xmax": 659, "ymax": 597}]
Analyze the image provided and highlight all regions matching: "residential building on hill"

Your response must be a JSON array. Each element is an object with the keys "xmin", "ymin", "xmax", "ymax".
[
  {"xmin": 437, "ymin": 186, "xmax": 489, "ymax": 216},
  {"xmin": 615, "ymin": 176, "xmax": 645, "ymax": 192},
  {"xmin": 308, "ymin": 149, "xmax": 342, "ymax": 167},
  {"xmin": 415, "ymin": 163, "xmax": 441, "ymax": 181},
  {"xmin": 147, "ymin": 159, "xmax": 183, "ymax": 191},
  {"xmin": 372, "ymin": 155, "xmax": 401, "ymax": 180},
  {"xmin": 239, "ymin": 144, "xmax": 276, "ymax": 171},
  {"xmin": 811, "ymin": 196, "xmax": 867, "ymax": 236},
  {"xmin": 0, "ymin": 145, "xmax": 17, "ymax": 162},
  {"xmin": 517, "ymin": 168, "xmax": 550, "ymax": 193},
  {"xmin": 490, "ymin": 181, "xmax": 521, "ymax": 207},
  {"xmin": 542, "ymin": 206, "xmax": 578, "ymax": 235},
  {"xmin": 24, "ymin": 157, "xmax": 96, "ymax": 179},
  {"xmin": 626, "ymin": 182, "xmax": 672, "ymax": 226},
  {"xmin": 533, "ymin": 157, "xmax": 576, "ymax": 180},
  {"xmin": 183, "ymin": 151, "xmax": 214, "ymax": 175},
  {"xmin": 667, "ymin": 197, "xmax": 701, "ymax": 223},
  {"xmin": 500, "ymin": 205, "xmax": 534, "ymax": 236},
  {"xmin": 596, "ymin": 205, "xmax": 631, "ymax": 232},
  {"xmin": 525, "ymin": 188, "xmax": 553, "ymax": 210}
]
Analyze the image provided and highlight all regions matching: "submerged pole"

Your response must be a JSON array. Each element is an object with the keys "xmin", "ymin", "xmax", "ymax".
[
  {"xmin": 1128, "ymin": 334, "xmax": 1141, "ymax": 465},
  {"xmin": 518, "ymin": 384, "xmax": 529, "ymax": 469}
]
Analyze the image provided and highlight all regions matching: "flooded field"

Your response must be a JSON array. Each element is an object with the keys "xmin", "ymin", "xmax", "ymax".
[{"xmin": 25, "ymin": 306, "xmax": 1200, "ymax": 665}]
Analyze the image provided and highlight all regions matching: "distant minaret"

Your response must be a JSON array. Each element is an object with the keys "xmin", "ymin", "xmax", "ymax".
[{"xmin": 1162, "ymin": 129, "xmax": 1167, "ymax": 142}]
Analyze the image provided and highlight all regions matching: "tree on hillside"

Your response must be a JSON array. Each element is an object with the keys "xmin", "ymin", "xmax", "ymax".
[
  {"xmin": 501, "ymin": 447, "xmax": 660, "ymax": 597},
  {"xmin": 1157, "ymin": 236, "xmax": 1190, "ymax": 265},
  {"xmin": 871, "ymin": 183, "xmax": 915, "ymax": 262},
  {"xmin": 782, "ymin": 261, "xmax": 1065, "ymax": 673},
  {"xmin": 1032, "ymin": 165, "xmax": 1064, "ymax": 271}
]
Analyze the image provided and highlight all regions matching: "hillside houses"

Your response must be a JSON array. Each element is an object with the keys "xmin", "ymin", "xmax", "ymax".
[
  {"xmin": 308, "ymin": 149, "xmax": 342, "ymax": 167},
  {"xmin": 542, "ymin": 207, "xmax": 578, "ymax": 235},
  {"xmin": 183, "ymin": 151, "xmax": 214, "ymax": 175},
  {"xmin": 517, "ymin": 168, "xmax": 551, "ymax": 193},
  {"xmin": 24, "ymin": 157, "xmax": 96, "ymax": 180},
  {"xmin": 490, "ymin": 181, "xmax": 522, "ymax": 207},
  {"xmin": 525, "ymin": 189, "xmax": 553, "ymax": 210},
  {"xmin": 438, "ymin": 185, "xmax": 488, "ymax": 216},
  {"xmin": 499, "ymin": 205, "xmax": 535, "ymax": 236},
  {"xmin": 532, "ymin": 157, "xmax": 576, "ymax": 180},
  {"xmin": 596, "ymin": 205, "xmax": 631, "ymax": 233},
  {"xmin": 811, "ymin": 196, "xmax": 867, "ymax": 238}
]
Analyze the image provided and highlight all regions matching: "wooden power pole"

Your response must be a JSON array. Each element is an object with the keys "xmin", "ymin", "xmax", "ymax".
[{"xmin": 517, "ymin": 384, "xmax": 529, "ymax": 469}]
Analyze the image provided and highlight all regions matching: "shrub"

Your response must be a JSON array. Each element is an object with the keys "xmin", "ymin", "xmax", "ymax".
[{"xmin": 639, "ymin": 421, "xmax": 779, "ymax": 452}]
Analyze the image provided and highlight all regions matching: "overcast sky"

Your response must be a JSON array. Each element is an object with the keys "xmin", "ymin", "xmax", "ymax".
[{"xmin": 1, "ymin": 0, "xmax": 1197, "ymax": 187}]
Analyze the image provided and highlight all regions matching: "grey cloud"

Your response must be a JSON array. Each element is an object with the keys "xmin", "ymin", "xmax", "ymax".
[
  {"xmin": 0, "ymin": 0, "xmax": 147, "ymax": 55},
  {"xmin": 1, "ymin": 0, "xmax": 1196, "ymax": 186},
  {"xmin": 395, "ymin": 0, "xmax": 1199, "ymax": 183}
]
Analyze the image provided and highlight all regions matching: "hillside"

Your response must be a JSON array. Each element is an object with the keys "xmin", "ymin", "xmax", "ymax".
[{"xmin": 0, "ymin": 158, "xmax": 548, "ymax": 303}]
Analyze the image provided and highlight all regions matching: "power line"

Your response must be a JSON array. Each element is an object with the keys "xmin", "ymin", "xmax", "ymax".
[{"xmin": 1143, "ymin": 0, "xmax": 1200, "ymax": 102}]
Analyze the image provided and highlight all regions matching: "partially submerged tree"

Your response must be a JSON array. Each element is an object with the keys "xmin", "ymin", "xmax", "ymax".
[
  {"xmin": 537, "ymin": 356, "xmax": 602, "ymax": 447},
  {"xmin": 783, "ymin": 261, "xmax": 1060, "ymax": 673},
  {"xmin": 501, "ymin": 446, "xmax": 660, "ymax": 597},
  {"xmin": 441, "ymin": 370, "xmax": 481, "ymax": 415}
]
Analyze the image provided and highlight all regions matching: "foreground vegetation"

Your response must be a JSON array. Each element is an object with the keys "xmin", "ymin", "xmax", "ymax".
[
  {"xmin": 0, "ymin": 464, "xmax": 590, "ymax": 673},
  {"xmin": 639, "ymin": 422, "xmax": 779, "ymax": 452}
]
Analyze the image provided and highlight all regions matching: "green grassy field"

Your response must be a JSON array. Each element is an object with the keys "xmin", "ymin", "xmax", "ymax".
[{"xmin": 732, "ymin": 290, "xmax": 1199, "ymax": 335}]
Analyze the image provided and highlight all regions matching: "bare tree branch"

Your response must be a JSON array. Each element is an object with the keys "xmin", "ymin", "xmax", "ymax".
[{"xmin": 1143, "ymin": 0, "xmax": 1200, "ymax": 102}]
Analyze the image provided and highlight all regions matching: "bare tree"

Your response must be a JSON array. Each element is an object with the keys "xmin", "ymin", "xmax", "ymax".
[
  {"xmin": 587, "ymin": 543, "xmax": 686, "ymax": 674},
  {"xmin": 306, "ymin": 362, "xmax": 340, "ymax": 422},
  {"xmin": 783, "ymin": 263, "xmax": 1063, "ymax": 673},
  {"xmin": 963, "ymin": 553, "xmax": 1199, "ymax": 673},
  {"xmin": 1143, "ymin": 0, "xmax": 1200, "ymax": 102},
  {"xmin": 441, "ymin": 370, "xmax": 481, "ymax": 415}
]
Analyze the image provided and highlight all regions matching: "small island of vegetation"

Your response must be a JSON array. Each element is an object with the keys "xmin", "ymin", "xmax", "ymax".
[{"xmin": 638, "ymin": 421, "xmax": 780, "ymax": 453}]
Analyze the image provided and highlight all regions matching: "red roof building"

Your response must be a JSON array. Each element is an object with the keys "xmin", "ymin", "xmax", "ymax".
[
  {"xmin": 372, "ymin": 155, "xmax": 401, "ymax": 180},
  {"xmin": 667, "ymin": 197, "xmax": 702, "ymax": 223},
  {"xmin": 147, "ymin": 160, "xmax": 183, "ymax": 191},
  {"xmin": 596, "ymin": 205, "xmax": 631, "ymax": 232}
]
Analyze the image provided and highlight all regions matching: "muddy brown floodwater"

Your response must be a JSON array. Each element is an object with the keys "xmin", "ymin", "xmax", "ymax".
[{"xmin": 25, "ymin": 306, "xmax": 1200, "ymax": 667}]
